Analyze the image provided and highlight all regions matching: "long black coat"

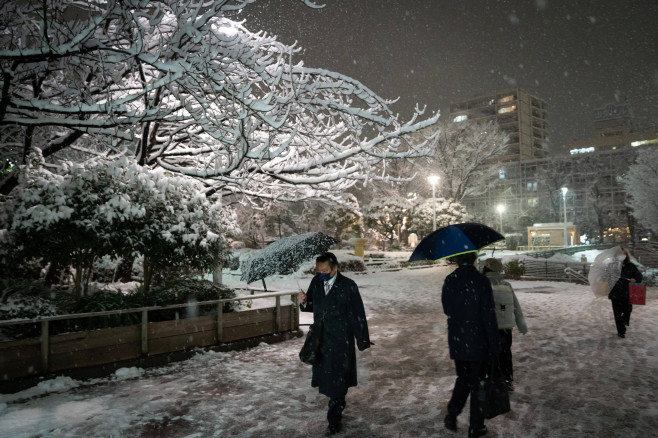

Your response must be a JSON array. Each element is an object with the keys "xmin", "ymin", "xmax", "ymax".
[
  {"xmin": 301, "ymin": 272, "xmax": 371, "ymax": 398},
  {"xmin": 608, "ymin": 259, "xmax": 643, "ymax": 302},
  {"xmin": 441, "ymin": 265, "xmax": 500, "ymax": 362}
]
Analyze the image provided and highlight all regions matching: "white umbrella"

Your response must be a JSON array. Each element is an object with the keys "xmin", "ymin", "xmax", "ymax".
[{"xmin": 587, "ymin": 246, "xmax": 625, "ymax": 296}]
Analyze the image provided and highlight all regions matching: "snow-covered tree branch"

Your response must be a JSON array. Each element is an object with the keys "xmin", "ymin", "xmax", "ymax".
[{"xmin": 0, "ymin": 0, "xmax": 438, "ymax": 202}]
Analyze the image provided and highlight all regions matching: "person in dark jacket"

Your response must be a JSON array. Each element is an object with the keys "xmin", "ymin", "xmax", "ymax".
[
  {"xmin": 297, "ymin": 252, "xmax": 372, "ymax": 435},
  {"xmin": 608, "ymin": 247, "xmax": 642, "ymax": 338},
  {"xmin": 442, "ymin": 252, "xmax": 501, "ymax": 438}
]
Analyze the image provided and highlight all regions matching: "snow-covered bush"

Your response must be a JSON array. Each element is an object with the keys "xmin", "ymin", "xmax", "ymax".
[
  {"xmin": 504, "ymin": 233, "xmax": 524, "ymax": 250},
  {"xmin": 406, "ymin": 197, "xmax": 469, "ymax": 237},
  {"xmin": 0, "ymin": 151, "xmax": 238, "ymax": 297}
]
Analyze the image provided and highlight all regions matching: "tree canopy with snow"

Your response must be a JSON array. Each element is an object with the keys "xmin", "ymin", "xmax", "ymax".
[
  {"xmin": 363, "ymin": 196, "xmax": 412, "ymax": 248},
  {"xmin": 0, "ymin": 151, "xmax": 237, "ymax": 296},
  {"xmin": 406, "ymin": 197, "xmax": 469, "ymax": 238},
  {"xmin": 0, "ymin": 0, "xmax": 438, "ymax": 204},
  {"xmin": 624, "ymin": 148, "xmax": 658, "ymax": 235}
]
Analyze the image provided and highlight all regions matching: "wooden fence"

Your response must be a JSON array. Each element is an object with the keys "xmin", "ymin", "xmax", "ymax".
[{"xmin": 0, "ymin": 291, "xmax": 299, "ymax": 383}]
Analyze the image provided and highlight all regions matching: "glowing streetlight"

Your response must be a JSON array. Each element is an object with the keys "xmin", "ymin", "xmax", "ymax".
[
  {"xmin": 562, "ymin": 187, "xmax": 569, "ymax": 247},
  {"xmin": 496, "ymin": 204, "xmax": 505, "ymax": 234},
  {"xmin": 428, "ymin": 175, "xmax": 440, "ymax": 231}
]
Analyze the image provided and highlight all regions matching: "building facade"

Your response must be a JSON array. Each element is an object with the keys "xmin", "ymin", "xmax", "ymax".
[
  {"xmin": 449, "ymin": 87, "xmax": 549, "ymax": 162},
  {"xmin": 459, "ymin": 99, "xmax": 657, "ymax": 244}
]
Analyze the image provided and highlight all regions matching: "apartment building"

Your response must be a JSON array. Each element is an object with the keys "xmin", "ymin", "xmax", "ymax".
[{"xmin": 449, "ymin": 87, "xmax": 549, "ymax": 162}]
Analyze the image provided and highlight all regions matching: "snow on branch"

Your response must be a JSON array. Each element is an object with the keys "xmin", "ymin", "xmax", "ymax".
[{"xmin": 1, "ymin": 0, "xmax": 438, "ymax": 203}]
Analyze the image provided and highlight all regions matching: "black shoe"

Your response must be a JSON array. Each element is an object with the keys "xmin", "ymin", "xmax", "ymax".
[
  {"xmin": 444, "ymin": 414, "xmax": 457, "ymax": 431},
  {"xmin": 505, "ymin": 380, "xmax": 515, "ymax": 392},
  {"xmin": 618, "ymin": 333, "xmax": 625, "ymax": 338},
  {"xmin": 468, "ymin": 425, "xmax": 488, "ymax": 437},
  {"xmin": 326, "ymin": 423, "xmax": 342, "ymax": 435}
]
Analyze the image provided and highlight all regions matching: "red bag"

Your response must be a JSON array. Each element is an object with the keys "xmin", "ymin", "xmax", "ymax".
[{"xmin": 629, "ymin": 283, "xmax": 646, "ymax": 305}]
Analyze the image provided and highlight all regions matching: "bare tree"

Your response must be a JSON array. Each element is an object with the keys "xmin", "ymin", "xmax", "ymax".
[{"xmin": 405, "ymin": 119, "xmax": 509, "ymax": 201}]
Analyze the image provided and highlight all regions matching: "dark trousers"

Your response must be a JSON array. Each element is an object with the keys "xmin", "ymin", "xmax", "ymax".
[
  {"xmin": 611, "ymin": 299, "xmax": 632, "ymax": 335},
  {"xmin": 498, "ymin": 329, "xmax": 513, "ymax": 382},
  {"xmin": 447, "ymin": 360, "xmax": 485, "ymax": 430},
  {"xmin": 327, "ymin": 397, "xmax": 346, "ymax": 425}
]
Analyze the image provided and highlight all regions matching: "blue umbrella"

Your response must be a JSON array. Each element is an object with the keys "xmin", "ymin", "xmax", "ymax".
[{"xmin": 408, "ymin": 223, "xmax": 504, "ymax": 262}]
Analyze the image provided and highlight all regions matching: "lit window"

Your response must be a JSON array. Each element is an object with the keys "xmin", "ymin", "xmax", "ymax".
[
  {"xmin": 569, "ymin": 147, "xmax": 595, "ymax": 155},
  {"xmin": 498, "ymin": 105, "xmax": 516, "ymax": 114},
  {"xmin": 631, "ymin": 139, "xmax": 658, "ymax": 147},
  {"xmin": 499, "ymin": 169, "xmax": 505, "ymax": 179},
  {"xmin": 453, "ymin": 115, "xmax": 468, "ymax": 122},
  {"xmin": 499, "ymin": 95, "xmax": 514, "ymax": 103}
]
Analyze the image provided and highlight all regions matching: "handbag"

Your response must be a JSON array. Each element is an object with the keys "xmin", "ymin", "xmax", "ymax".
[
  {"xmin": 299, "ymin": 316, "xmax": 324, "ymax": 366},
  {"xmin": 629, "ymin": 283, "xmax": 646, "ymax": 305},
  {"xmin": 478, "ymin": 360, "xmax": 511, "ymax": 419}
]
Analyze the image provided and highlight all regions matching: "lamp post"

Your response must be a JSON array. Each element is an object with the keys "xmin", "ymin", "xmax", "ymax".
[
  {"xmin": 496, "ymin": 204, "xmax": 505, "ymax": 234},
  {"xmin": 428, "ymin": 175, "xmax": 440, "ymax": 231},
  {"xmin": 561, "ymin": 187, "xmax": 568, "ymax": 247}
]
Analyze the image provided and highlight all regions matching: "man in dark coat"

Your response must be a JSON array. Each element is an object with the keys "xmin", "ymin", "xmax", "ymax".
[
  {"xmin": 608, "ymin": 247, "xmax": 643, "ymax": 338},
  {"xmin": 298, "ymin": 252, "xmax": 372, "ymax": 435},
  {"xmin": 442, "ymin": 252, "xmax": 500, "ymax": 438}
]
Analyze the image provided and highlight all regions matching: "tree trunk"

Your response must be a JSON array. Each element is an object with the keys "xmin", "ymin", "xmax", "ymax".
[
  {"xmin": 143, "ymin": 256, "xmax": 154, "ymax": 295},
  {"xmin": 212, "ymin": 265, "xmax": 223, "ymax": 284},
  {"xmin": 113, "ymin": 257, "xmax": 135, "ymax": 282}
]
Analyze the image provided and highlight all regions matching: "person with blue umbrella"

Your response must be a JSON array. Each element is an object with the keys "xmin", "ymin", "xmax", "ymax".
[{"xmin": 442, "ymin": 251, "xmax": 501, "ymax": 437}]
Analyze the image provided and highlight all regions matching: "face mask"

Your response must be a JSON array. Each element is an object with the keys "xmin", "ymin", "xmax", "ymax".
[{"xmin": 317, "ymin": 272, "xmax": 332, "ymax": 282}]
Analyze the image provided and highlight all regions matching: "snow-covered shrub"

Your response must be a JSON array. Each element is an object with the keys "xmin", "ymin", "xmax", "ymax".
[
  {"xmin": 504, "ymin": 233, "xmax": 524, "ymax": 250},
  {"xmin": 406, "ymin": 197, "xmax": 470, "ymax": 238},
  {"xmin": 139, "ymin": 279, "xmax": 237, "ymax": 321},
  {"xmin": 339, "ymin": 256, "xmax": 366, "ymax": 272},
  {"xmin": 0, "ymin": 151, "xmax": 238, "ymax": 297},
  {"xmin": 504, "ymin": 260, "xmax": 525, "ymax": 280}
]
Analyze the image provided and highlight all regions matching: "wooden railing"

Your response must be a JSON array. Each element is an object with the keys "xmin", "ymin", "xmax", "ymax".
[{"xmin": 0, "ymin": 291, "xmax": 299, "ymax": 382}]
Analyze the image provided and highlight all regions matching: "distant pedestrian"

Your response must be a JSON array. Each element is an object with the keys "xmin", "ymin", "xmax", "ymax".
[
  {"xmin": 608, "ymin": 247, "xmax": 642, "ymax": 338},
  {"xmin": 442, "ymin": 252, "xmax": 500, "ymax": 438},
  {"xmin": 297, "ymin": 252, "xmax": 372, "ymax": 435},
  {"xmin": 482, "ymin": 258, "xmax": 528, "ymax": 391}
]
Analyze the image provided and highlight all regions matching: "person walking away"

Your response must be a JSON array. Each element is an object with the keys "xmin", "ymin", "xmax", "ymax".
[
  {"xmin": 442, "ymin": 252, "xmax": 501, "ymax": 438},
  {"xmin": 482, "ymin": 258, "xmax": 527, "ymax": 392},
  {"xmin": 608, "ymin": 247, "xmax": 642, "ymax": 338},
  {"xmin": 297, "ymin": 252, "xmax": 372, "ymax": 435}
]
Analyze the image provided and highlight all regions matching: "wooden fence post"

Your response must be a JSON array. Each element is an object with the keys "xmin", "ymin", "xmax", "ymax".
[
  {"xmin": 275, "ymin": 295, "xmax": 281, "ymax": 333},
  {"xmin": 141, "ymin": 310, "xmax": 148, "ymax": 355},
  {"xmin": 40, "ymin": 320, "xmax": 49, "ymax": 372},
  {"xmin": 217, "ymin": 303, "xmax": 224, "ymax": 343}
]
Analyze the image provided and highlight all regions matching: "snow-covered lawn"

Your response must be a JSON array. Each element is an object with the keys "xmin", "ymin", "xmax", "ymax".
[{"xmin": 1, "ymin": 265, "xmax": 657, "ymax": 437}]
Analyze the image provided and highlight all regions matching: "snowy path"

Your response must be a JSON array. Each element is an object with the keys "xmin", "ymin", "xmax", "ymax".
[{"xmin": 1, "ymin": 267, "xmax": 657, "ymax": 437}]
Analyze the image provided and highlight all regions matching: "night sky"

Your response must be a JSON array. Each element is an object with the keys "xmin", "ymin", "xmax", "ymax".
[{"xmin": 239, "ymin": 0, "xmax": 658, "ymax": 154}]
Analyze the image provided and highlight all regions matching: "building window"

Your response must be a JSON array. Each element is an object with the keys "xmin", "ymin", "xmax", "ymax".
[
  {"xmin": 570, "ymin": 147, "xmax": 595, "ymax": 155},
  {"xmin": 527, "ymin": 198, "xmax": 538, "ymax": 207},
  {"xmin": 498, "ymin": 105, "xmax": 516, "ymax": 114},
  {"xmin": 499, "ymin": 95, "xmax": 515, "ymax": 103},
  {"xmin": 499, "ymin": 169, "xmax": 505, "ymax": 179},
  {"xmin": 526, "ymin": 182, "xmax": 537, "ymax": 191},
  {"xmin": 453, "ymin": 115, "xmax": 468, "ymax": 122}
]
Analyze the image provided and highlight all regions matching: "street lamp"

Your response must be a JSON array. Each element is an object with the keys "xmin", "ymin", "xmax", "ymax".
[
  {"xmin": 428, "ymin": 175, "xmax": 440, "ymax": 231},
  {"xmin": 496, "ymin": 204, "xmax": 505, "ymax": 234},
  {"xmin": 561, "ymin": 187, "xmax": 568, "ymax": 247}
]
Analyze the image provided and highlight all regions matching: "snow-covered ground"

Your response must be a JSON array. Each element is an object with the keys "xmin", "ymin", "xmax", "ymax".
[{"xmin": 1, "ymin": 259, "xmax": 657, "ymax": 437}]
